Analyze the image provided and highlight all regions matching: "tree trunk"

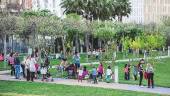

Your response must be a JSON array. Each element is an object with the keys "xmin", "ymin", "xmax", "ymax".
[
  {"xmin": 75, "ymin": 32, "xmax": 79, "ymax": 52},
  {"xmin": 12, "ymin": 35, "xmax": 14, "ymax": 52},
  {"xmin": 98, "ymin": 38, "xmax": 102, "ymax": 49},
  {"xmin": 118, "ymin": 15, "xmax": 123, "ymax": 22},
  {"xmin": 85, "ymin": 32, "xmax": 89, "ymax": 62},
  {"xmin": 3, "ymin": 34, "xmax": 7, "ymax": 69},
  {"xmin": 62, "ymin": 36, "xmax": 66, "ymax": 58}
]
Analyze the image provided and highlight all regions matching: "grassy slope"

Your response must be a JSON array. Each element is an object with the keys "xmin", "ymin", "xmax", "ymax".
[{"xmin": 0, "ymin": 81, "xmax": 161, "ymax": 96}]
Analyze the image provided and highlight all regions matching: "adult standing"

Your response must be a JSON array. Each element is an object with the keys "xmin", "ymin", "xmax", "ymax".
[
  {"xmin": 146, "ymin": 63, "xmax": 154, "ymax": 88},
  {"xmin": 21, "ymin": 57, "xmax": 26, "ymax": 78},
  {"xmin": 124, "ymin": 64, "xmax": 128, "ymax": 80},
  {"xmin": 25, "ymin": 56, "xmax": 31, "ymax": 81},
  {"xmin": 29, "ymin": 54, "xmax": 37, "ymax": 82},
  {"xmin": 73, "ymin": 52, "xmax": 80, "ymax": 69},
  {"xmin": 14, "ymin": 52, "xmax": 21, "ymax": 79},
  {"xmin": 127, "ymin": 64, "xmax": 131, "ymax": 80},
  {"xmin": 138, "ymin": 62, "xmax": 144, "ymax": 87},
  {"xmin": 8, "ymin": 53, "xmax": 15, "ymax": 76},
  {"xmin": 97, "ymin": 63, "xmax": 104, "ymax": 80}
]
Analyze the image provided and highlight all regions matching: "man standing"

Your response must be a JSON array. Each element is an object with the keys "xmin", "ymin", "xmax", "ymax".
[
  {"xmin": 14, "ymin": 52, "xmax": 21, "ymax": 79},
  {"xmin": 73, "ymin": 52, "xmax": 80, "ymax": 69}
]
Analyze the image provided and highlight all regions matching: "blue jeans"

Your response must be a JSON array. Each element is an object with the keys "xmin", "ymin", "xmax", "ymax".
[
  {"xmin": 75, "ymin": 63, "xmax": 80, "ymax": 68},
  {"xmin": 15, "ymin": 65, "xmax": 20, "ymax": 79},
  {"xmin": 92, "ymin": 75, "xmax": 97, "ymax": 84}
]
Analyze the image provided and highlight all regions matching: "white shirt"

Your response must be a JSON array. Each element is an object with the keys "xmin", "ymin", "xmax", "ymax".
[
  {"xmin": 106, "ymin": 69, "xmax": 112, "ymax": 76},
  {"xmin": 78, "ymin": 70, "xmax": 83, "ymax": 76},
  {"xmin": 25, "ymin": 59, "xmax": 30, "ymax": 69},
  {"xmin": 41, "ymin": 67, "xmax": 47, "ymax": 74},
  {"xmin": 29, "ymin": 58, "xmax": 37, "ymax": 72},
  {"xmin": 96, "ymin": 51, "xmax": 99, "ymax": 56},
  {"xmin": 92, "ymin": 51, "xmax": 96, "ymax": 55},
  {"xmin": 87, "ymin": 51, "xmax": 91, "ymax": 55}
]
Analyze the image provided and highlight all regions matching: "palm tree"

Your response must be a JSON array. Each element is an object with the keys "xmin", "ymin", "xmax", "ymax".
[{"xmin": 114, "ymin": 0, "xmax": 131, "ymax": 22}]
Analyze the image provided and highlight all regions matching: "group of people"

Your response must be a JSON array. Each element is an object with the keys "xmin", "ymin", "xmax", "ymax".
[
  {"xmin": 6, "ymin": 50, "xmax": 154, "ymax": 88},
  {"xmin": 88, "ymin": 49, "xmax": 103, "ymax": 60},
  {"xmin": 7, "ymin": 51, "xmax": 52, "ymax": 82},
  {"xmin": 124, "ymin": 59, "xmax": 154, "ymax": 88},
  {"xmin": 77, "ymin": 64, "xmax": 113, "ymax": 84},
  {"xmin": 57, "ymin": 51, "xmax": 114, "ymax": 83}
]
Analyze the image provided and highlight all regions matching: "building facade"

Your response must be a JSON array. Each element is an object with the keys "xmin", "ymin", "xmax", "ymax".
[
  {"xmin": 32, "ymin": 0, "xmax": 64, "ymax": 18},
  {"xmin": 123, "ymin": 0, "xmax": 170, "ymax": 24}
]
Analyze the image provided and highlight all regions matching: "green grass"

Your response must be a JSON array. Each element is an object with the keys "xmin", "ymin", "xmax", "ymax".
[
  {"xmin": 0, "ymin": 61, "xmax": 10, "ymax": 71},
  {"xmin": 49, "ymin": 58, "xmax": 170, "ymax": 88},
  {"xmin": 0, "ymin": 80, "xmax": 164, "ymax": 96},
  {"xmin": 118, "ymin": 58, "xmax": 170, "ymax": 88},
  {"xmin": 1, "ymin": 52, "xmax": 170, "ymax": 88}
]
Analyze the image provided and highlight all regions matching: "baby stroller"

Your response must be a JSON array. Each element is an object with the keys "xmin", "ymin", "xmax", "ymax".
[
  {"xmin": 87, "ymin": 73, "xmax": 93, "ymax": 83},
  {"xmin": 40, "ymin": 64, "xmax": 53, "ymax": 82},
  {"xmin": 46, "ymin": 71, "xmax": 54, "ymax": 82},
  {"xmin": 65, "ymin": 64, "xmax": 76, "ymax": 79},
  {"xmin": 56, "ymin": 65, "xmax": 64, "ymax": 77}
]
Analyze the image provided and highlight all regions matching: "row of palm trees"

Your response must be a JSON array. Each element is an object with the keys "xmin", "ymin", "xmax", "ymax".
[{"xmin": 60, "ymin": 0, "xmax": 131, "ymax": 21}]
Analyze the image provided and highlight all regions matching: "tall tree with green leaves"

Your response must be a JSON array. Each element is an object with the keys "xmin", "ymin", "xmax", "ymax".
[{"xmin": 114, "ymin": 0, "xmax": 131, "ymax": 22}]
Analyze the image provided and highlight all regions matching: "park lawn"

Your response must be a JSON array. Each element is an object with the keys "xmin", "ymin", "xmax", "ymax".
[
  {"xmin": 0, "ymin": 61, "xmax": 10, "ymax": 71},
  {"xmin": 0, "ymin": 80, "xmax": 163, "ymax": 96},
  {"xmin": 49, "ymin": 58, "xmax": 170, "ymax": 88},
  {"xmin": 49, "ymin": 50, "xmax": 165, "ymax": 65},
  {"xmin": 118, "ymin": 58, "xmax": 170, "ymax": 88}
]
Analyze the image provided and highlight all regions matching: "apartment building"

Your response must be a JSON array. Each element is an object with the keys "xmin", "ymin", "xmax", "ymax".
[
  {"xmin": 32, "ymin": 0, "xmax": 64, "ymax": 18},
  {"xmin": 0, "ymin": 0, "xmax": 22, "ymax": 12},
  {"xmin": 124, "ymin": 0, "xmax": 170, "ymax": 24}
]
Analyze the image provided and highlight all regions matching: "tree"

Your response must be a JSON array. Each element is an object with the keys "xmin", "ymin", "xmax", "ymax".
[
  {"xmin": 0, "ymin": 15, "xmax": 24, "ymax": 68},
  {"xmin": 114, "ymin": 0, "xmax": 131, "ymax": 22},
  {"xmin": 60, "ymin": 0, "xmax": 131, "ymax": 21}
]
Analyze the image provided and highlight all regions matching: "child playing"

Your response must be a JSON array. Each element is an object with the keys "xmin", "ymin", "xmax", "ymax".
[
  {"xmin": 97, "ymin": 63, "xmax": 104, "ymax": 81},
  {"xmin": 106, "ymin": 66, "xmax": 112, "ymax": 83},
  {"xmin": 78, "ymin": 66, "xmax": 83, "ymax": 82},
  {"xmin": 92, "ymin": 66, "xmax": 98, "ymax": 84},
  {"xmin": 41, "ymin": 65, "xmax": 47, "ymax": 81},
  {"xmin": 82, "ymin": 66, "xmax": 89, "ymax": 79}
]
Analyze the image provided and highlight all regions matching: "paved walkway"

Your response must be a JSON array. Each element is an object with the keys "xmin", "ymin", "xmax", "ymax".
[{"xmin": 0, "ymin": 71, "xmax": 170, "ymax": 95}]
